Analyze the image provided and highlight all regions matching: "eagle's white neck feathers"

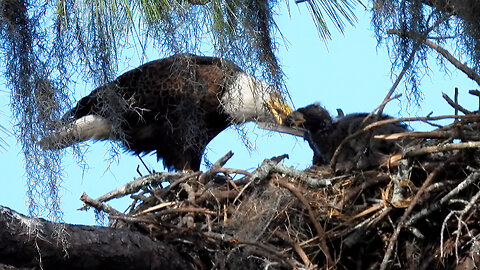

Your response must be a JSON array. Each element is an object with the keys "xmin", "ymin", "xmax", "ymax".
[{"xmin": 220, "ymin": 72, "xmax": 275, "ymax": 123}]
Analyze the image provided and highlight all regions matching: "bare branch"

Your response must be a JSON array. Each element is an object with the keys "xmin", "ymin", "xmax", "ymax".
[
  {"xmin": 404, "ymin": 141, "xmax": 480, "ymax": 158},
  {"xmin": 330, "ymin": 114, "xmax": 480, "ymax": 170},
  {"xmin": 362, "ymin": 94, "xmax": 402, "ymax": 126},
  {"xmin": 79, "ymin": 172, "xmax": 194, "ymax": 210},
  {"xmin": 442, "ymin": 92, "xmax": 472, "ymax": 115},
  {"xmin": 375, "ymin": 129, "xmax": 480, "ymax": 140},
  {"xmin": 388, "ymin": 29, "xmax": 480, "ymax": 86},
  {"xmin": 407, "ymin": 171, "xmax": 480, "ymax": 226},
  {"xmin": 199, "ymin": 151, "xmax": 234, "ymax": 183},
  {"xmin": 80, "ymin": 193, "xmax": 124, "ymax": 216},
  {"xmin": 469, "ymin": 89, "xmax": 480, "ymax": 98}
]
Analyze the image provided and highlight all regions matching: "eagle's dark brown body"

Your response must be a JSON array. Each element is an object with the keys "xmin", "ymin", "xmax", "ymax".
[
  {"xmin": 41, "ymin": 54, "xmax": 292, "ymax": 171},
  {"xmin": 285, "ymin": 104, "xmax": 409, "ymax": 170}
]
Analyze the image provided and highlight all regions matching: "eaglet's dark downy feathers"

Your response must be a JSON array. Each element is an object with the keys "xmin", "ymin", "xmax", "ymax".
[
  {"xmin": 285, "ymin": 104, "xmax": 409, "ymax": 171},
  {"xmin": 40, "ymin": 54, "xmax": 293, "ymax": 171}
]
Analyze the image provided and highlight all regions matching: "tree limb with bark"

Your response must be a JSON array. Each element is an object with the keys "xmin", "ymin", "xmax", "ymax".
[{"xmin": 0, "ymin": 206, "xmax": 191, "ymax": 270}]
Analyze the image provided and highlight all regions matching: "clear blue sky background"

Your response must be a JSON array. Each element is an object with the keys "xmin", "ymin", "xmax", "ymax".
[{"xmin": 0, "ymin": 4, "xmax": 478, "ymax": 225}]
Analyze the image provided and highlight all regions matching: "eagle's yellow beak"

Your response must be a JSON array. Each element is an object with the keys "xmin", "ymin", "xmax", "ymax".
[{"xmin": 267, "ymin": 97, "xmax": 293, "ymax": 125}]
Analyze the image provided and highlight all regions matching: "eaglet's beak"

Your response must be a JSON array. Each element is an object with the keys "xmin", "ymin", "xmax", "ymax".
[
  {"xmin": 267, "ymin": 97, "xmax": 293, "ymax": 125},
  {"xmin": 283, "ymin": 111, "xmax": 306, "ymax": 128}
]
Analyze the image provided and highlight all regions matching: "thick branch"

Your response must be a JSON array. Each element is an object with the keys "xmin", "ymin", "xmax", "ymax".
[{"xmin": 0, "ymin": 206, "xmax": 191, "ymax": 270}]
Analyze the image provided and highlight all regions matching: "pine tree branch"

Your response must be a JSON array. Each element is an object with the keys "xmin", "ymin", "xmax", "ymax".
[{"xmin": 388, "ymin": 29, "xmax": 480, "ymax": 86}]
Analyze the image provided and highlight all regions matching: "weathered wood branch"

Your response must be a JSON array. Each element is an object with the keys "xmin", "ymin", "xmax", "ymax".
[
  {"xmin": 0, "ymin": 206, "xmax": 191, "ymax": 270},
  {"xmin": 79, "ymin": 171, "xmax": 192, "ymax": 210},
  {"xmin": 404, "ymin": 141, "xmax": 480, "ymax": 158},
  {"xmin": 375, "ymin": 129, "xmax": 480, "ymax": 140}
]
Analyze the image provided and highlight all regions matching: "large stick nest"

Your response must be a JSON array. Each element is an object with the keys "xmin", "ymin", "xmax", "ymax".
[{"xmin": 82, "ymin": 107, "xmax": 480, "ymax": 269}]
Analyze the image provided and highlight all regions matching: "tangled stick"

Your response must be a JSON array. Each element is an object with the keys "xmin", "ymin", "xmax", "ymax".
[
  {"xmin": 79, "ymin": 172, "xmax": 194, "ymax": 210},
  {"xmin": 379, "ymin": 155, "xmax": 460, "ymax": 270},
  {"xmin": 330, "ymin": 114, "xmax": 480, "ymax": 170},
  {"xmin": 202, "ymin": 231, "xmax": 299, "ymax": 269},
  {"xmin": 271, "ymin": 176, "xmax": 334, "ymax": 267},
  {"xmin": 274, "ymin": 230, "xmax": 314, "ymax": 268}
]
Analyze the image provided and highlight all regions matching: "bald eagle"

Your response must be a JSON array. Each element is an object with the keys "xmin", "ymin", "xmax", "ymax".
[
  {"xmin": 40, "ymin": 54, "xmax": 293, "ymax": 171},
  {"xmin": 285, "ymin": 104, "xmax": 409, "ymax": 171}
]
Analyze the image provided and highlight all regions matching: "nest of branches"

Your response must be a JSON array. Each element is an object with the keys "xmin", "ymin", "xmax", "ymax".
[{"xmin": 81, "ymin": 99, "xmax": 480, "ymax": 269}]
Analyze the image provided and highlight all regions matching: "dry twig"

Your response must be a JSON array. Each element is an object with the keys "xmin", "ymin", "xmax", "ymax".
[
  {"xmin": 442, "ymin": 92, "xmax": 472, "ymax": 115},
  {"xmin": 272, "ymin": 176, "xmax": 334, "ymax": 267},
  {"xmin": 80, "ymin": 193, "xmax": 123, "ymax": 216},
  {"xmin": 274, "ymin": 230, "xmax": 315, "ymax": 268}
]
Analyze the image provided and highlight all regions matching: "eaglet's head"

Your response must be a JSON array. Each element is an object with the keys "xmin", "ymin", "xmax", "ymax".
[{"xmin": 284, "ymin": 103, "xmax": 333, "ymax": 133}]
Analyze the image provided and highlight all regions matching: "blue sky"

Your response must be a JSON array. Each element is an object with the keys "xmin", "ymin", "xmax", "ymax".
[{"xmin": 0, "ymin": 4, "xmax": 478, "ymax": 225}]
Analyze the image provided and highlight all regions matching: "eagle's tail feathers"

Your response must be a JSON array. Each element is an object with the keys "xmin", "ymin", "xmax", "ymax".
[{"xmin": 40, "ymin": 115, "xmax": 113, "ymax": 150}]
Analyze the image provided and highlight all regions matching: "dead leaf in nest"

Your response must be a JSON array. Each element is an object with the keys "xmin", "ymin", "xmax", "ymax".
[
  {"xmin": 381, "ymin": 179, "xmax": 418, "ymax": 208},
  {"xmin": 381, "ymin": 182, "xmax": 392, "ymax": 204},
  {"xmin": 340, "ymin": 177, "xmax": 355, "ymax": 188},
  {"xmin": 391, "ymin": 198, "xmax": 411, "ymax": 208},
  {"xmin": 328, "ymin": 208, "xmax": 342, "ymax": 218},
  {"xmin": 382, "ymin": 153, "xmax": 403, "ymax": 168}
]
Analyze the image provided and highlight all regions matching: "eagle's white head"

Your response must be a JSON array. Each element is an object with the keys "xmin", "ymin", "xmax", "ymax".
[{"xmin": 220, "ymin": 72, "xmax": 292, "ymax": 125}]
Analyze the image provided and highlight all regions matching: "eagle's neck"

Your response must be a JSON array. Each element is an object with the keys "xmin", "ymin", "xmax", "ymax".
[{"xmin": 220, "ymin": 72, "xmax": 274, "ymax": 124}]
